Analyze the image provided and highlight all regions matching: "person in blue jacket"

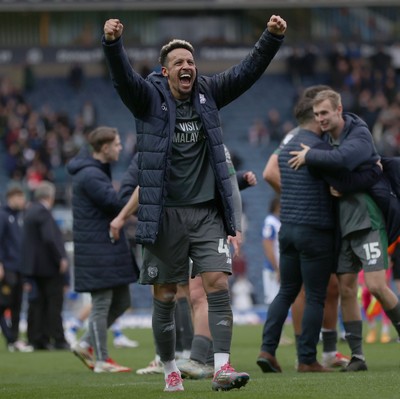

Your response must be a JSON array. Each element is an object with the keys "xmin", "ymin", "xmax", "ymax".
[
  {"xmin": 67, "ymin": 126, "xmax": 138, "ymax": 373},
  {"xmin": 102, "ymin": 14, "xmax": 286, "ymax": 392}
]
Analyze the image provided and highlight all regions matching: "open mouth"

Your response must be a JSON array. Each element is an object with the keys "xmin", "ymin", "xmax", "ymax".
[{"xmin": 179, "ymin": 73, "xmax": 192, "ymax": 87}]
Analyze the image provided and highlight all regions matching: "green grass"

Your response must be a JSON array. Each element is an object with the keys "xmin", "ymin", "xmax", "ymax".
[{"xmin": 1, "ymin": 324, "xmax": 400, "ymax": 399}]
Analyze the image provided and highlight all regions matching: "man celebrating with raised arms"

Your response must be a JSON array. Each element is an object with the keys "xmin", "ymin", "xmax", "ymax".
[{"xmin": 102, "ymin": 14, "xmax": 286, "ymax": 392}]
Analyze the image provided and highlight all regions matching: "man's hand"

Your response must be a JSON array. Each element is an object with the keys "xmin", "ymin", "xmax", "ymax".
[
  {"xmin": 104, "ymin": 19, "xmax": 124, "ymax": 42},
  {"xmin": 228, "ymin": 231, "xmax": 242, "ymax": 258},
  {"xmin": 267, "ymin": 15, "xmax": 287, "ymax": 36},
  {"xmin": 330, "ymin": 186, "xmax": 342, "ymax": 197},
  {"xmin": 243, "ymin": 171, "xmax": 257, "ymax": 186},
  {"xmin": 109, "ymin": 216, "xmax": 125, "ymax": 242},
  {"xmin": 59, "ymin": 258, "xmax": 68, "ymax": 274},
  {"xmin": 288, "ymin": 143, "xmax": 310, "ymax": 170}
]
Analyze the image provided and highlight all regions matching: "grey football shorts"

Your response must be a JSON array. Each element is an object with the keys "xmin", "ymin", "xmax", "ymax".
[
  {"xmin": 337, "ymin": 228, "xmax": 389, "ymax": 274},
  {"xmin": 140, "ymin": 204, "xmax": 233, "ymax": 285}
]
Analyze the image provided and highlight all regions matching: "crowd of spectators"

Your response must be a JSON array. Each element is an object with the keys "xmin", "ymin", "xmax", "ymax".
[
  {"xmin": 0, "ymin": 73, "xmax": 138, "ymax": 204},
  {"xmin": 326, "ymin": 44, "xmax": 400, "ymax": 157},
  {"xmin": 0, "ymin": 77, "xmax": 89, "ymax": 200}
]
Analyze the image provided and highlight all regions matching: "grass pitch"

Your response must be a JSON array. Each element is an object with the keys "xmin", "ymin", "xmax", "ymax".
[{"xmin": 1, "ymin": 324, "xmax": 399, "ymax": 399}]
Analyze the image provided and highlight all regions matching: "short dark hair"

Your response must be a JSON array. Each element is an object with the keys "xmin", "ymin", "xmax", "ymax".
[
  {"xmin": 88, "ymin": 126, "xmax": 118, "ymax": 153},
  {"xmin": 159, "ymin": 39, "xmax": 194, "ymax": 66},
  {"xmin": 302, "ymin": 85, "xmax": 331, "ymax": 100},
  {"xmin": 294, "ymin": 85, "xmax": 332, "ymax": 125},
  {"xmin": 294, "ymin": 96, "xmax": 315, "ymax": 125}
]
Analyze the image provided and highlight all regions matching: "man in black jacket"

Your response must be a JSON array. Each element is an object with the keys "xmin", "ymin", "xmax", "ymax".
[
  {"xmin": 103, "ymin": 14, "xmax": 286, "ymax": 392},
  {"xmin": 21, "ymin": 181, "xmax": 69, "ymax": 350},
  {"xmin": 0, "ymin": 184, "xmax": 32, "ymax": 352}
]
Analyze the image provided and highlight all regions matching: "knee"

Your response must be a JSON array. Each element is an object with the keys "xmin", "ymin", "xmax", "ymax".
[
  {"xmin": 154, "ymin": 284, "xmax": 178, "ymax": 303},
  {"xmin": 190, "ymin": 288, "xmax": 207, "ymax": 310},
  {"xmin": 158, "ymin": 292, "xmax": 176, "ymax": 303},
  {"xmin": 366, "ymin": 282, "xmax": 385, "ymax": 300},
  {"xmin": 202, "ymin": 272, "xmax": 229, "ymax": 294},
  {"xmin": 326, "ymin": 276, "xmax": 339, "ymax": 300},
  {"xmin": 339, "ymin": 284, "xmax": 356, "ymax": 302}
]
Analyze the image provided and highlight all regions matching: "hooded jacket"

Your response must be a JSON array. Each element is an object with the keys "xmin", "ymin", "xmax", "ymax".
[
  {"xmin": 102, "ymin": 29, "xmax": 283, "ymax": 244},
  {"xmin": 305, "ymin": 113, "xmax": 383, "ymax": 237},
  {"xmin": 305, "ymin": 112, "xmax": 380, "ymax": 171},
  {"xmin": 66, "ymin": 147, "xmax": 137, "ymax": 292}
]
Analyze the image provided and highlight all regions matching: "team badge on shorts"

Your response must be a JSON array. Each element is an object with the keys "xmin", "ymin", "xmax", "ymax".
[{"xmin": 148, "ymin": 266, "xmax": 158, "ymax": 278}]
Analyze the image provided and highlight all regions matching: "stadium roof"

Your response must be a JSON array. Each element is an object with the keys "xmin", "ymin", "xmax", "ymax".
[{"xmin": 0, "ymin": 0, "xmax": 398, "ymax": 11}]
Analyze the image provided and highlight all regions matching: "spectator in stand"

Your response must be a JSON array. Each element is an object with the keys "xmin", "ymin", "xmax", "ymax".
[
  {"xmin": 248, "ymin": 118, "xmax": 269, "ymax": 147},
  {"xmin": 286, "ymin": 46, "xmax": 304, "ymax": 86},
  {"xmin": 265, "ymin": 108, "xmax": 285, "ymax": 143},
  {"xmin": 369, "ymin": 45, "xmax": 392, "ymax": 78},
  {"xmin": 388, "ymin": 42, "xmax": 400, "ymax": 78},
  {"xmin": 80, "ymin": 100, "xmax": 97, "ymax": 132},
  {"xmin": 68, "ymin": 63, "xmax": 84, "ymax": 90}
]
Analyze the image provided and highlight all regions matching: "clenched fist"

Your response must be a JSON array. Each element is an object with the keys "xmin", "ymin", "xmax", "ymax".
[
  {"xmin": 267, "ymin": 15, "xmax": 287, "ymax": 36},
  {"xmin": 104, "ymin": 19, "xmax": 124, "ymax": 42}
]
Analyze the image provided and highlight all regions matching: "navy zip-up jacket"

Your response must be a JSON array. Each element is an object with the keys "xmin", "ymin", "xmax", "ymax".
[
  {"xmin": 103, "ymin": 29, "xmax": 283, "ymax": 244},
  {"xmin": 305, "ymin": 113, "xmax": 379, "ymax": 171}
]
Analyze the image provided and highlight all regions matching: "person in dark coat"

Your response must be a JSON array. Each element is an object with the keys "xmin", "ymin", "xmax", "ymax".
[
  {"xmin": 102, "ymin": 14, "xmax": 286, "ymax": 392},
  {"xmin": 0, "ymin": 183, "xmax": 33, "ymax": 352},
  {"xmin": 66, "ymin": 126, "xmax": 138, "ymax": 373},
  {"xmin": 21, "ymin": 181, "xmax": 69, "ymax": 350}
]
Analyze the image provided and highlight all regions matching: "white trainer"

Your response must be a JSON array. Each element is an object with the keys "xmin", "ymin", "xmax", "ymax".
[
  {"xmin": 71, "ymin": 343, "xmax": 95, "ymax": 370},
  {"xmin": 113, "ymin": 334, "xmax": 139, "ymax": 348},
  {"xmin": 94, "ymin": 358, "xmax": 132, "ymax": 373},
  {"xmin": 136, "ymin": 359, "xmax": 164, "ymax": 375},
  {"xmin": 177, "ymin": 358, "xmax": 214, "ymax": 379},
  {"xmin": 164, "ymin": 371, "xmax": 184, "ymax": 392},
  {"xmin": 8, "ymin": 340, "xmax": 34, "ymax": 353},
  {"xmin": 322, "ymin": 352, "xmax": 350, "ymax": 368}
]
